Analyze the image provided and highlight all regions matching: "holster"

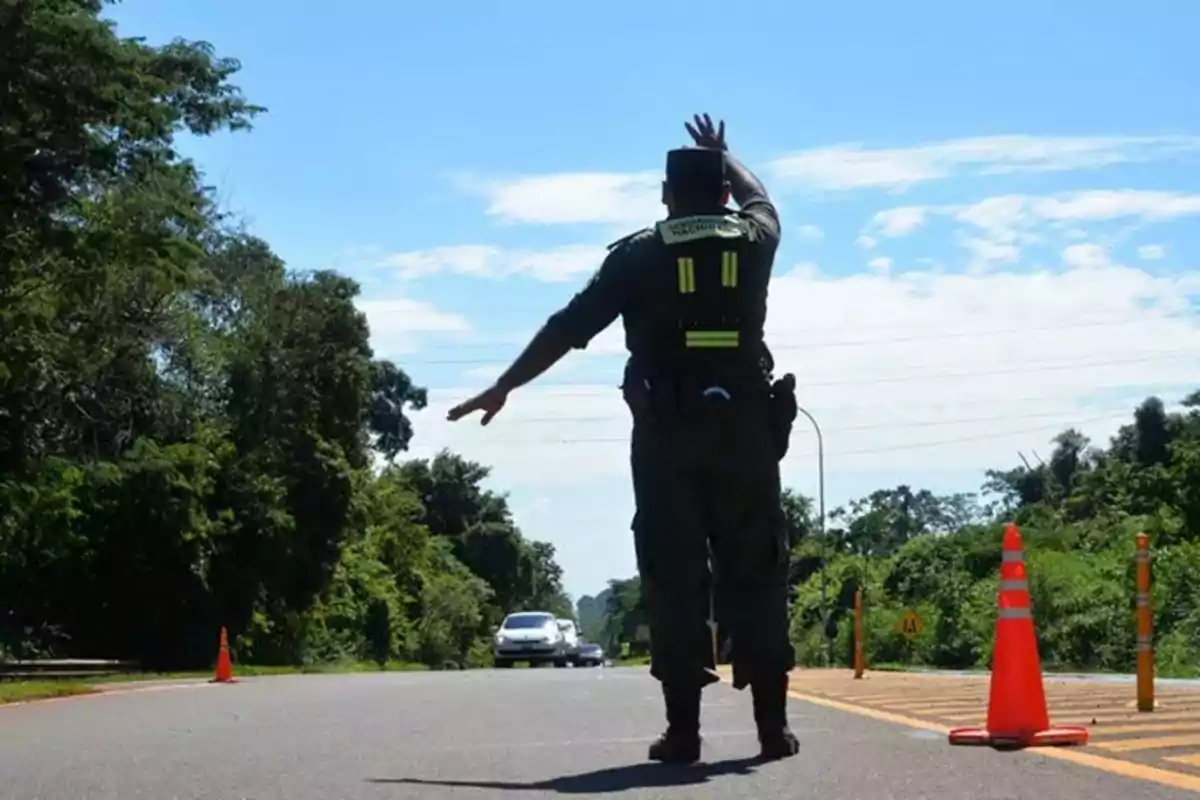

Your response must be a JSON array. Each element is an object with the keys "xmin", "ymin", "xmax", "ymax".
[
  {"xmin": 621, "ymin": 370, "xmax": 656, "ymax": 423},
  {"xmin": 767, "ymin": 373, "xmax": 798, "ymax": 461}
]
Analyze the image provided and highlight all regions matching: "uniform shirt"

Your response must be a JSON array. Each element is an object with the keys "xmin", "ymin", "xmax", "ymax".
[{"xmin": 544, "ymin": 192, "xmax": 781, "ymax": 370}]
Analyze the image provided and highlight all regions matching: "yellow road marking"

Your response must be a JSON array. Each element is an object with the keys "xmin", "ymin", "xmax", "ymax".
[
  {"xmin": 1164, "ymin": 754, "xmax": 1200, "ymax": 767},
  {"xmin": 871, "ymin": 698, "xmax": 1178, "ymax": 715},
  {"xmin": 897, "ymin": 695, "xmax": 1166, "ymax": 714},
  {"xmin": 942, "ymin": 708, "xmax": 1200, "ymax": 723},
  {"xmin": 1095, "ymin": 733, "xmax": 1200, "ymax": 753},
  {"xmin": 822, "ymin": 692, "xmax": 1200, "ymax": 717},
  {"xmin": 835, "ymin": 693, "xmax": 986, "ymax": 706},
  {"xmin": 784, "ymin": 689, "xmax": 1200, "ymax": 794},
  {"xmin": 878, "ymin": 699, "xmax": 986, "ymax": 712}
]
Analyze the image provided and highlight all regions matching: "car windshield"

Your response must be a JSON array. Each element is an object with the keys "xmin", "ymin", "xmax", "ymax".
[{"xmin": 504, "ymin": 614, "xmax": 553, "ymax": 629}]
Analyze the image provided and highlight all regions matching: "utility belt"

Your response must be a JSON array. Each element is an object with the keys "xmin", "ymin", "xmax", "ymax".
[{"xmin": 622, "ymin": 362, "xmax": 799, "ymax": 461}]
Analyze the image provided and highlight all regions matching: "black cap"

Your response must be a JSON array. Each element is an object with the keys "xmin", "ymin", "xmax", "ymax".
[{"xmin": 665, "ymin": 147, "xmax": 726, "ymax": 198}]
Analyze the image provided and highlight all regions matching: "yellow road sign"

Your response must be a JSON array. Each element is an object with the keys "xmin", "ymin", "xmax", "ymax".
[{"xmin": 897, "ymin": 610, "xmax": 924, "ymax": 640}]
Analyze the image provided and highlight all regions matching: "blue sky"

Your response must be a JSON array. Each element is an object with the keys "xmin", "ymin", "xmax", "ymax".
[{"xmin": 108, "ymin": 0, "xmax": 1200, "ymax": 603}]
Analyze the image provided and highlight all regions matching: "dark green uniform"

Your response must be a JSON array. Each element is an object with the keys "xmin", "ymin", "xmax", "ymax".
[{"xmin": 545, "ymin": 182, "xmax": 799, "ymax": 758}]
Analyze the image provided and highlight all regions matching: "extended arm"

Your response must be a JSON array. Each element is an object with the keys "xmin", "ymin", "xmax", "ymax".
[
  {"xmin": 446, "ymin": 243, "xmax": 636, "ymax": 424},
  {"xmin": 492, "ymin": 324, "xmax": 572, "ymax": 394}
]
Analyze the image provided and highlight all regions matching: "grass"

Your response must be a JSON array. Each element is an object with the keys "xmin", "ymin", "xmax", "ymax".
[
  {"xmin": 0, "ymin": 660, "xmax": 433, "ymax": 704},
  {"xmin": 0, "ymin": 681, "xmax": 99, "ymax": 704},
  {"xmin": 89, "ymin": 659, "xmax": 433, "ymax": 683},
  {"xmin": 613, "ymin": 655, "xmax": 651, "ymax": 667}
]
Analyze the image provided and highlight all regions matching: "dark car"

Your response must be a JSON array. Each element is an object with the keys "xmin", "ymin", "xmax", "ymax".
[{"xmin": 576, "ymin": 642, "xmax": 606, "ymax": 667}]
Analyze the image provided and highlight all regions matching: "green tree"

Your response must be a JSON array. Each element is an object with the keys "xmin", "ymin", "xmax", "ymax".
[{"xmin": 0, "ymin": 1, "xmax": 572, "ymax": 674}]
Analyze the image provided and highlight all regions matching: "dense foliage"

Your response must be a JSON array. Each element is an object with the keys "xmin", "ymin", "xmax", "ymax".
[
  {"xmin": 0, "ymin": 0, "xmax": 570, "ymax": 671},
  {"xmin": 581, "ymin": 395, "xmax": 1200, "ymax": 677}
]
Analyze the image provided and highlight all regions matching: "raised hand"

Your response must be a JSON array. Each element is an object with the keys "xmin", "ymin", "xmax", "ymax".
[{"xmin": 685, "ymin": 113, "xmax": 727, "ymax": 150}]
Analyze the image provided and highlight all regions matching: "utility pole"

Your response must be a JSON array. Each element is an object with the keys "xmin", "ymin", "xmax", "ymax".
[{"xmin": 796, "ymin": 405, "xmax": 830, "ymax": 667}]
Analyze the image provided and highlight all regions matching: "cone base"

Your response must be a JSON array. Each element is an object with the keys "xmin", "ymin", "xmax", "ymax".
[
  {"xmin": 210, "ymin": 677, "xmax": 238, "ymax": 684},
  {"xmin": 948, "ymin": 725, "xmax": 1089, "ymax": 748}
]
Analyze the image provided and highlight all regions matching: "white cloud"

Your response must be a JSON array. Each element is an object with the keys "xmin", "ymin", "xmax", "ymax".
[
  {"xmin": 401, "ymin": 255, "xmax": 1200, "ymax": 541},
  {"xmin": 453, "ymin": 133, "xmax": 1200, "ymax": 231},
  {"xmin": 856, "ymin": 235, "xmax": 878, "ymax": 250},
  {"xmin": 397, "ymin": 252, "xmax": 1200, "ymax": 599},
  {"xmin": 460, "ymin": 171, "xmax": 661, "ymax": 226},
  {"xmin": 409, "ymin": 383, "xmax": 632, "ymax": 488},
  {"xmin": 356, "ymin": 297, "xmax": 471, "ymax": 356},
  {"xmin": 1062, "ymin": 243, "xmax": 1112, "ymax": 270},
  {"xmin": 377, "ymin": 243, "xmax": 606, "ymax": 283},
  {"xmin": 871, "ymin": 207, "xmax": 929, "ymax": 237},
  {"xmin": 868, "ymin": 256, "xmax": 893, "ymax": 275},
  {"xmin": 769, "ymin": 134, "xmax": 1200, "ymax": 191},
  {"xmin": 797, "ymin": 224, "xmax": 825, "ymax": 241},
  {"xmin": 869, "ymin": 191, "xmax": 1200, "ymax": 241},
  {"xmin": 862, "ymin": 190, "xmax": 1200, "ymax": 272},
  {"xmin": 959, "ymin": 236, "xmax": 1021, "ymax": 273},
  {"xmin": 1139, "ymin": 244, "xmax": 1167, "ymax": 261}
]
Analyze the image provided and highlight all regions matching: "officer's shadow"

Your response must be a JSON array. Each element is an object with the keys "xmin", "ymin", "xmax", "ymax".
[{"xmin": 367, "ymin": 756, "xmax": 761, "ymax": 794}]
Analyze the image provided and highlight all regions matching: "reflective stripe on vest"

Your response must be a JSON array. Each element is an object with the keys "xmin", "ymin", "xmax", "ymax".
[
  {"xmin": 685, "ymin": 329, "xmax": 739, "ymax": 348},
  {"xmin": 721, "ymin": 250, "xmax": 738, "ymax": 287},
  {"xmin": 676, "ymin": 257, "xmax": 695, "ymax": 293}
]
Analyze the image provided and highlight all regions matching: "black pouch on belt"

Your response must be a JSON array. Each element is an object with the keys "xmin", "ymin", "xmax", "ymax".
[{"xmin": 767, "ymin": 373, "xmax": 798, "ymax": 460}]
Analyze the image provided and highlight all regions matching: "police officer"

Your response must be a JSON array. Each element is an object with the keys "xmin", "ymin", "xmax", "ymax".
[{"xmin": 446, "ymin": 113, "xmax": 800, "ymax": 763}]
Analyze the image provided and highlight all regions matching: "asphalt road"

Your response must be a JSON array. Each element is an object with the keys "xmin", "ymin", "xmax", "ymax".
[{"xmin": 2, "ymin": 666, "xmax": 1196, "ymax": 799}]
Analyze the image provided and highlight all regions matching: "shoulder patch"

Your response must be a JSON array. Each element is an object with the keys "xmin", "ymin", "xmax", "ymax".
[
  {"xmin": 606, "ymin": 227, "xmax": 653, "ymax": 252},
  {"xmin": 656, "ymin": 214, "xmax": 749, "ymax": 245}
]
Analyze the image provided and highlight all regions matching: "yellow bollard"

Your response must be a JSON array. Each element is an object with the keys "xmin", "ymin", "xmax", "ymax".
[
  {"xmin": 853, "ymin": 588, "xmax": 865, "ymax": 679},
  {"xmin": 1135, "ymin": 532, "xmax": 1154, "ymax": 712}
]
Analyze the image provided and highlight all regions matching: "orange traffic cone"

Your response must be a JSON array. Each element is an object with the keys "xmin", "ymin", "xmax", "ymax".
[
  {"xmin": 211, "ymin": 626, "xmax": 237, "ymax": 684},
  {"xmin": 948, "ymin": 523, "xmax": 1088, "ymax": 747}
]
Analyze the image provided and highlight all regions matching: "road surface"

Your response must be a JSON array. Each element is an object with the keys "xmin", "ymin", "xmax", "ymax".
[{"xmin": 2, "ymin": 666, "xmax": 1198, "ymax": 799}]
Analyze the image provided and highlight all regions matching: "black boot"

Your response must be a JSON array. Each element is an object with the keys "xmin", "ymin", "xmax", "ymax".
[
  {"xmin": 752, "ymin": 674, "xmax": 799, "ymax": 760},
  {"xmin": 648, "ymin": 683, "xmax": 702, "ymax": 764}
]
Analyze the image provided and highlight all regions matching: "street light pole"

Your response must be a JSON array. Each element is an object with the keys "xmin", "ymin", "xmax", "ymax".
[{"xmin": 795, "ymin": 405, "xmax": 830, "ymax": 668}]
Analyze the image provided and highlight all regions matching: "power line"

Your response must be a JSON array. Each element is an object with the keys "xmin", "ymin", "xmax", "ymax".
[
  {"xmin": 457, "ymin": 387, "xmax": 1182, "ymax": 427},
  {"xmin": 439, "ymin": 412, "xmax": 1130, "ymax": 461},
  {"xmin": 397, "ymin": 307, "xmax": 1199, "ymax": 353},
  {"xmin": 823, "ymin": 413, "xmax": 1125, "ymax": 458},
  {"xmin": 401, "ymin": 312, "xmax": 1200, "ymax": 364},
  {"xmin": 426, "ymin": 413, "xmax": 1136, "ymax": 527},
  {"xmin": 425, "ymin": 350, "xmax": 1200, "ymax": 398},
  {"xmin": 484, "ymin": 407, "xmax": 1137, "ymax": 444}
]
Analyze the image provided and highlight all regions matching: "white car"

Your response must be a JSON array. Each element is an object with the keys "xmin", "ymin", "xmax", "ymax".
[{"xmin": 492, "ymin": 611, "xmax": 570, "ymax": 668}]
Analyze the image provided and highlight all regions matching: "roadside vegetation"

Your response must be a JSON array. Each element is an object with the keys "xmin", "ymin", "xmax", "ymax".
[
  {"xmin": 5, "ymin": 3, "xmax": 1197, "ymax": 708},
  {"xmin": 582, "ymin": 394, "xmax": 1200, "ymax": 678},
  {"xmin": 1, "ymin": 1, "xmax": 573, "ymax": 700}
]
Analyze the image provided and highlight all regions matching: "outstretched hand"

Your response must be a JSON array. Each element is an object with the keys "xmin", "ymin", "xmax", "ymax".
[
  {"xmin": 685, "ymin": 113, "xmax": 727, "ymax": 151},
  {"xmin": 446, "ymin": 384, "xmax": 508, "ymax": 426}
]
